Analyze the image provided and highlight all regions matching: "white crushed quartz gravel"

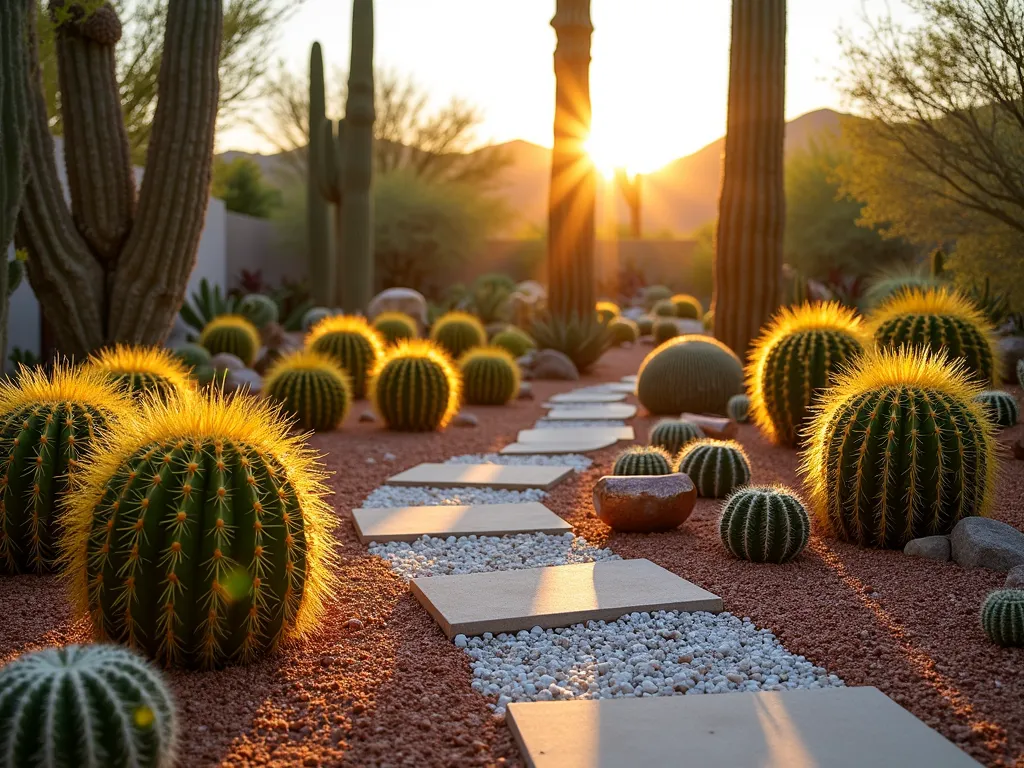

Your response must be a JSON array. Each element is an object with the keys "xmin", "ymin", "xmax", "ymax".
[
  {"xmin": 369, "ymin": 532, "xmax": 619, "ymax": 580},
  {"xmin": 457, "ymin": 610, "xmax": 844, "ymax": 715},
  {"xmin": 445, "ymin": 453, "xmax": 593, "ymax": 473},
  {"xmin": 533, "ymin": 419, "xmax": 628, "ymax": 429},
  {"xmin": 361, "ymin": 485, "xmax": 548, "ymax": 509}
]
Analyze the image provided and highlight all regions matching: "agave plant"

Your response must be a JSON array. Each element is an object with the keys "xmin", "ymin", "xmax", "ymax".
[{"xmin": 529, "ymin": 312, "xmax": 612, "ymax": 373}]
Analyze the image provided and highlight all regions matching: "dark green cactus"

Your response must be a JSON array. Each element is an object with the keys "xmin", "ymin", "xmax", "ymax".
[
  {"xmin": 671, "ymin": 294, "xmax": 702, "ymax": 319},
  {"xmin": 305, "ymin": 315, "xmax": 385, "ymax": 399},
  {"xmin": 370, "ymin": 340, "xmax": 461, "ymax": 431},
  {"xmin": 264, "ymin": 350, "xmax": 352, "ymax": 431},
  {"xmin": 613, "ymin": 446, "xmax": 674, "ymax": 476},
  {"xmin": 372, "ymin": 312, "xmax": 418, "ymax": 345},
  {"xmin": 974, "ymin": 390, "xmax": 1018, "ymax": 429},
  {"xmin": 239, "ymin": 293, "xmax": 279, "ymax": 329},
  {"xmin": 981, "ymin": 589, "xmax": 1024, "ymax": 647},
  {"xmin": 676, "ymin": 439, "xmax": 751, "ymax": 498},
  {"xmin": 86, "ymin": 344, "xmax": 193, "ymax": 399},
  {"xmin": 653, "ymin": 299, "xmax": 676, "ymax": 317},
  {"xmin": 636, "ymin": 316, "xmax": 654, "ymax": 336},
  {"xmin": 649, "ymin": 419, "xmax": 704, "ymax": 456},
  {"xmin": 609, "ymin": 317, "xmax": 639, "ymax": 346},
  {"xmin": 637, "ymin": 336, "xmax": 745, "ymax": 416},
  {"xmin": 719, "ymin": 486, "xmax": 809, "ymax": 563},
  {"xmin": 653, "ymin": 319, "xmax": 679, "ymax": 346},
  {"xmin": 491, "ymin": 326, "xmax": 535, "ymax": 358},
  {"xmin": 727, "ymin": 393, "xmax": 750, "ymax": 423},
  {"xmin": 430, "ymin": 312, "xmax": 487, "ymax": 359},
  {"xmin": 0, "ymin": 644, "xmax": 177, "ymax": 768},
  {"xmin": 199, "ymin": 314, "xmax": 261, "ymax": 367},
  {"xmin": 306, "ymin": 42, "xmax": 333, "ymax": 307},
  {"xmin": 1018, "ymin": 358, "xmax": 1024, "ymax": 389},
  {"xmin": 170, "ymin": 342, "xmax": 212, "ymax": 370},
  {"xmin": 459, "ymin": 347, "xmax": 520, "ymax": 406}
]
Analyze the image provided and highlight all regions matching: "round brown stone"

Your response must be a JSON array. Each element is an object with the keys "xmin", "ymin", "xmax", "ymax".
[{"xmin": 592, "ymin": 473, "xmax": 697, "ymax": 533}]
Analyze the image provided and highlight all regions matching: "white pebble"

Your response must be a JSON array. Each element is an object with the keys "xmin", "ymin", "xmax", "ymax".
[{"xmin": 361, "ymin": 485, "xmax": 547, "ymax": 509}]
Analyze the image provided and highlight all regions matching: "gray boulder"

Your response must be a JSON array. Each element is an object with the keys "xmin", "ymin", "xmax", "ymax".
[
  {"xmin": 453, "ymin": 412, "xmax": 478, "ymax": 428},
  {"xmin": 210, "ymin": 353, "xmax": 246, "ymax": 372},
  {"xmin": 903, "ymin": 535, "xmax": 951, "ymax": 562},
  {"xmin": 531, "ymin": 349, "xmax": 579, "ymax": 381},
  {"xmin": 225, "ymin": 368, "xmax": 262, "ymax": 395},
  {"xmin": 950, "ymin": 517, "xmax": 1024, "ymax": 571}
]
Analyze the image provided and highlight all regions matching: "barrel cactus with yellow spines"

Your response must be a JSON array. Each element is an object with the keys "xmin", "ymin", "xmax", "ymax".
[
  {"xmin": 653, "ymin": 319, "xmax": 679, "ymax": 346},
  {"xmin": 675, "ymin": 439, "xmax": 751, "ymax": 498},
  {"xmin": 671, "ymin": 294, "xmax": 702, "ymax": 319},
  {"xmin": 637, "ymin": 335, "xmax": 745, "ymax": 416},
  {"xmin": 370, "ymin": 340, "xmax": 462, "ymax": 431},
  {"xmin": 86, "ymin": 344, "xmax": 193, "ymax": 399},
  {"xmin": 264, "ymin": 350, "xmax": 353, "ymax": 431},
  {"xmin": 974, "ymin": 390, "xmax": 1018, "ymax": 429},
  {"xmin": 61, "ymin": 389, "xmax": 338, "ymax": 669},
  {"xmin": 595, "ymin": 300, "xmax": 620, "ymax": 323},
  {"xmin": 748, "ymin": 302, "xmax": 870, "ymax": 447},
  {"xmin": 459, "ymin": 347, "xmax": 520, "ymax": 406},
  {"xmin": 800, "ymin": 347, "xmax": 997, "ymax": 549},
  {"xmin": 868, "ymin": 287, "xmax": 1000, "ymax": 385},
  {"xmin": 613, "ymin": 446, "xmax": 674, "ymax": 476},
  {"xmin": 372, "ymin": 311, "xmax": 418, "ymax": 345},
  {"xmin": 430, "ymin": 311, "xmax": 487, "ymax": 360},
  {"xmin": 305, "ymin": 314, "xmax": 386, "ymax": 399},
  {"xmin": 199, "ymin": 314, "xmax": 261, "ymax": 367},
  {"xmin": 492, "ymin": 326, "xmax": 535, "ymax": 358},
  {"xmin": 649, "ymin": 419, "xmax": 704, "ymax": 456},
  {"xmin": 609, "ymin": 317, "xmax": 639, "ymax": 346}
]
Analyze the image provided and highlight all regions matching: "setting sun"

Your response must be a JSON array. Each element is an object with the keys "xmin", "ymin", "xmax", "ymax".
[{"xmin": 585, "ymin": 122, "xmax": 683, "ymax": 178}]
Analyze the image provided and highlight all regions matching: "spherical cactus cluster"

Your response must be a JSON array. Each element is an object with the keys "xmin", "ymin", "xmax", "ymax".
[
  {"xmin": 748, "ymin": 302, "xmax": 869, "ymax": 447},
  {"xmin": 653, "ymin": 299, "xmax": 676, "ymax": 317},
  {"xmin": 671, "ymin": 294, "xmax": 702, "ymax": 319},
  {"xmin": 0, "ymin": 644, "xmax": 178, "ymax": 768},
  {"xmin": 636, "ymin": 316, "xmax": 654, "ymax": 336},
  {"xmin": 608, "ymin": 317, "xmax": 639, "ymax": 346},
  {"xmin": 719, "ymin": 486, "xmax": 810, "ymax": 564},
  {"xmin": 491, "ymin": 326, "xmax": 535, "ymax": 358},
  {"xmin": 613, "ymin": 446, "xmax": 674, "ymax": 476},
  {"xmin": 637, "ymin": 335, "xmax": 745, "ymax": 416},
  {"xmin": 801, "ymin": 347, "xmax": 997, "ymax": 549},
  {"xmin": 430, "ymin": 311, "xmax": 487, "ymax": 359},
  {"xmin": 372, "ymin": 312, "xmax": 418, "ymax": 345},
  {"xmin": 62, "ymin": 389, "xmax": 338, "ymax": 668},
  {"xmin": 649, "ymin": 419, "xmax": 704, "ymax": 456},
  {"xmin": 86, "ymin": 344, "xmax": 193, "ymax": 399},
  {"xmin": 0, "ymin": 364, "xmax": 129, "ymax": 574},
  {"xmin": 459, "ymin": 347, "xmax": 520, "ymax": 406},
  {"xmin": 869, "ymin": 287, "xmax": 999, "ymax": 385},
  {"xmin": 238, "ymin": 293, "xmax": 279, "ymax": 329},
  {"xmin": 199, "ymin": 314, "xmax": 261, "ymax": 367},
  {"xmin": 974, "ymin": 390, "xmax": 1018, "ymax": 429},
  {"xmin": 595, "ymin": 300, "xmax": 620, "ymax": 323},
  {"xmin": 263, "ymin": 350, "xmax": 353, "ymax": 431},
  {"xmin": 305, "ymin": 314, "xmax": 386, "ymax": 399},
  {"xmin": 676, "ymin": 439, "xmax": 751, "ymax": 498},
  {"xmin": 170, "ymin": 342, "xmax": 212, "ymax": 371},
  {"xmin": 980, "ymin": 589, "xmax": 1024, "ymax": 647},
  {"xmin": 653, "ymin": 319, "xmax": 679, "ymax": 346},
  {"xmin": 727, "ymin": 393, "xmax": 750, "ymax": 423},
  {"xmin": 370, "ymin": 340, "xmax": 462, "ymax": 431}
]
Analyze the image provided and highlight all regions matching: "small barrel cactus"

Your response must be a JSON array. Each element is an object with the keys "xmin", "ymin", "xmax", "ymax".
[
  {"xmin": 370, "ymin": 340, "xmax": 462, "ymax": 431},
  {"xmin": 653, "ymin": 299, "xmax": 676, "ymax": 317},
  {"xmin": 653, "ymin": 319, "xmax": 679, "ymax": 346},
  {"xmin": 491, "ymin": 326, "xmax": 535, "ymax": 358},
  {"xmin": 676, "ymin": 439, "xmax": 751, "ymax": 498},
  {"xmin": 459, "ymin": 347, "xmax": 520, "ymax": 406},
  {"xmin": 748, "ymin": 302, "xmax": 869, "ymax": 447},
  {"xmin": 869, "ymin": 287, "xmax": 999, "ymax": 385},
  {"xmin": 595, "ymin": 300, "xmax": 620, "ymax": 323},
  {"xmin": 0, "ymin": 644, "xmax": 177, "ymax": 768},
  {"xmin": 302, "ymin": 306, "xmax": 334, "ymax": 331},
  {"xmin": 649, "ymin": 419, "xmax": 704, "ymax": 456},
  {"xmin": 643, "ymin": 285, "xmax": 672, "ymax": 310},
  {"xmin": 719, "ymin": 486, "xmax": 810, "ymax": 564},
  {"xmin": 671, "ymin": 293, "xmax": 702, "ymax": 319},
  {"xmin": 1017, "ymin": 358, "xmax": 1023, "ymax": 388},
  {"xmin": 430, "ymin": 311, "xmax": 487, "ymax": 359},
  {"xmin": 636, "ymin": 316, "xmax": 654, "ymax": 337},
  {"xmin": 981, "ymin": 589, "xmax": 1024, "ymax": 647},
  {"xmin": 613, "ymin": 446, "xmax": 674, "ymax": 476},
  {"xmin": 199, "ymin": 314, "xmax": 261, "ymax": 367},
  {"xmin": 372, "ymin": 311, "xmax": 418, "ymax": 345},
  {"xmin": 86, "ymin": 344, "xmax": 193, "ymax": 398},
  {"xmin": 305, "ymin": 314, "xmax": 386, "ymax": 399},
  {"xmin": 239, "ymin": 293, "xmax": 279, "ymax": 329},
  {"xmin": 264, "ymin": 350, "xmax": 353, "ymax": 431},
  {"xmin": 63, "ymin": 390, "xmax": 338, "ymax": 668},
  {"xmin": 801, "ymin": 347, "xmax": 996, "ymax": 549},
  {"xmin": 727, "ymin": 393, "xmax": 750, "ymax": 423},
  {"xmin": 169, "ymin": 342, "xmax": 212, "ymax": 370},
  {"xmin": 0, "ymin": 364, "xmax": 129, "ymax": 574},
  {"xmin": 975, "ymin": 390, "xmax": 1019, "ymax": 428},
  {"xmin": 637, "ymin": 335, "xmax": 745, "ymax": 416},
  {"xmin": 609, "ymin": 317, "xmax": 639, "ymax": 346}
]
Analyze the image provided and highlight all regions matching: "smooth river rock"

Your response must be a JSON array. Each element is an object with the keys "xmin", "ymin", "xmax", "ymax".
[
  {"xmin": 593, "ymin": 474, "xmax": 697, "ymax": 533},
  {"xmin": 903, "ymin": 535, "xmax": 951, "ymax": 562},
  {"xmin": 531, "ymin": 350, "xmax": 580, "ymax": 381},
  {"xmin": 950, "ymin": 517, "xmax": 1024, "ymax": 572}
]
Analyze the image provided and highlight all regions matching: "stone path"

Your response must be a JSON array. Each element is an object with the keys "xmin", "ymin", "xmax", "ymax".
[
  {"xmin": 386, "ymin": 463, "xmax": 573, "ymax": 491},
  {"xmin": 352, "ymin": 502, "xmax": 571, "ymax": 543}
]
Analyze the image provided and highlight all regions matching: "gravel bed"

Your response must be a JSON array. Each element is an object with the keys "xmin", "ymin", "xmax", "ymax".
[
  {"xmin": 459, "ymin": 610, "xmax": 844, "ymax": 715},
  {"xmin": 361, "ymin": 485, "xmax": 548, "ymax": 509},
  {"xmin": 369, "ymin": 532, "xmax": 620, "ymax": 580},
  {"xmin": 445, "ymin": 453, "xmax": 593, "ymax": 473},
  {"xmin": 533, "ymin": 419, "xmax": 628, "ymax": 429}
]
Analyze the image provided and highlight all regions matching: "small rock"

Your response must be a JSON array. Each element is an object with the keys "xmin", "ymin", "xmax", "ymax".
[
  {"xmin": 592, "ymin": 473, "xmax": 697, "ymax": 533},
  {"xmin": 1005, "ymin": 565, "xmax": 1024, "ymax": 588},
  {"xmin": 225, "ymin": 368, "xmax": 262, "ymax": 395},
  {"xmin": 210, "ymin": 352, "xmax": 245, "ymax": 372},
  {"xmin": 680, "ymin": 413, "xmax": 737, "ymax": 440},
  {"xmin": 367, "ymin": 287, "xmax": 428, "ymax": 330},
  {"xmin": 516, "ymin": 353, "xmax": 536, "ymax": 369},
  {"xmin": 518, "ymin": 381, "xmax": 534, "ymax": 400},
  {"xmin": 951, "ymin": 517, "xmax": 1024, "ymax": 572},
  {"xmin": 366, "ymin": 457, "xmax": 376, "ymax": 464},
  {"xmin": 531, "ymin": 349, "xmax": 580, "ymax": 381},
  {"xmin": 383, "ymin": 452, "xmax": 397, "ymax": 462},
  {"xmin": 453, "ymin": 412, "xmax": 478, "ymax": 428},
  {"xmin": 359, "ymin": 410, "xmax": 377, "ymax": 423},
  {"xmin": 903, "ymin": 535, "xmax": 951, "ymax": 561},
  {"xmin": 345, "ymin": 618, "xmax": 364, "ymax": 632}
]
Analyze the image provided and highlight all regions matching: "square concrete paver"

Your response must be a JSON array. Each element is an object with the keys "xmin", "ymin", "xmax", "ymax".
[
  {"xmin": 506, "ymin": 687, "xmax": 980, "ymax": 768},
  {"xmin": 410, "ymin": 558, "xmax": 722, "ymax": 639},
  {"xmin": 386, "ymin": 463, "xmax": 573, "ymax": 491},
  {"xmin": 352, "ymin": 502, "xmax": 570, "ymax": 543},
  {"xmin": 544, "ymin": 404, "xmax": 637, "ymax": 421},
  {"xmin": 517, "ymin": 426, "xmax": 635, "ymax": 443},
  {"xmin": 500, "ymin": 437, "xmax": 616, "ymax": 455},
  {"xmin": 547, "ymin": 392, "xmax": 626, "ymax": 404}
]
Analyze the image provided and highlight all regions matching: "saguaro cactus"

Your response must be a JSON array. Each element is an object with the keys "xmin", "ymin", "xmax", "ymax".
[
  {"xmin": 306, "ymin": 42, "xmax": 334, "ymax": 307},
  {"xmin": 614, "ymin": 168, "xmax": 641, "ymax": 239},
  {"xmin": 713, "ymin": 0, "xmax": 787, "ymax": 357}
]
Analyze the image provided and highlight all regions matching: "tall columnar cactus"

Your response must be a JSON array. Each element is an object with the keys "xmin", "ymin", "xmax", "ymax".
[
  {"xmin": 459, "ymin": 347, "xmax": 520, "ymax": 406},
  {"xmin": 370, "ymin": 340, "xmax": 462, "ymax": 431},
  {"xmin": 62, "ymin": 390, "xmax": 338, "ymax": 668},
  {"xmin": 0, "ymin": 644, "xmax": 178, "ymax": 768},
  {"xmin": 199, "ymin": 314, "xmax": 261, "ymax": 367},
  {"xmin": 975, "ymin": 390, "xmax": 1019, "ymax": 429},
  {"xmin": 748, "ymin": 302, "xmax": 869, "ymax": 447},
  {"xmin": 719, "ymin": 486, "xmax": 809, "ymax": 564},
  {"xmin": 713, "ymin": 0, "xmax": 787, "ymax": 358},
  {"xmin": 613, "ymin": 446, "xmax": 674, "ymax": 476},
  {"xmin": 17, "ymin": 1, "xmax": 222, "ymax": 357},
  {"xmin": 636, "ymin": 335, "xmax": 745, "ymax": 416},
  {"xmin": 306, "ymin": 42, "xmax": 333, "ymax": 307},
  {"xmin": 649, "ymin": 419, "xmax": 704, "ymax": 456},
  {"xmin": 981, "ymin": 590, "xmax": 1024, "ymax": 647},
  {"xmin": 264, "ymin": 350, "xmax": 353, "ymax": 431},
  {"xmin": 305, "ymin": 314, "xmax": 385, "ymax": 399},
  {"xmin": 430, "ymin": 311, "xmax": 487, "ymax": 359},
  {"xmin": 801, "ymin": 348, "xmax": 997, "ymax": 549},
  {"xmin": 676, "ymin": 439, "xmax": 751, "ymax": 498},
  {"xmin": 86, "ymin": 344, "xmax": 193, "ymax": 398}
]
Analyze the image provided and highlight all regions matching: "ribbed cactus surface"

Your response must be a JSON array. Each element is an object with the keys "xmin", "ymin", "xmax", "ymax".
[
  {"xmin": 613, "ymin": 446, "xmax": 674, "ymax": 476},
  {"xmin": 637, "ymin": 335, "xmax": 745, "ymax": 416},
  {"xmin": 676, "ymin": 439, "xmax": 751, "ymax": 498},
  {"xmin": 608, "ymin": 317, "xmax": 639, "ymax": 346},
  {"xmin": 649, "ymin": 419, "xmax": 704, "ymax": 456},
  {"xmin": 974, "ymin": 390, "xmax": 1018, "ymax": 429},
  {"xmin": 727, "ymin": 393, "xmax": 750, "ymax": 423},
  {"xmin": 459, "ymin": 347, "xmax": 520, "ymax": 406},
  {"xmin": 86, "ymin": 344, "xmax": 193, "ymax": 398},
  {"xmin": 981, "ymin": 589, "xmax": 1024, "ymax": 647},
  {"xmin": 199, "ymin": 314, "xmax": 261, "ymax": 367},
  {"xmin": 305, "ymin": 315, "xmax": 386, "ymax": 399},
  {"xmin": 372, "ymin": 312, "xmax": 418, "ymax": 345},
  {"xmin": 306, "ymin": 42, "xmax": 333, "ymax": 307},
  {"xmin": 719, "ymin": 486, "xmax": 809, "ymax": 563},
  {"xmin": 264, "ymin": 350, "xmax": 352, "ymax": 431},
  {"xmin": 671, "ymin": 294, "xmax": 702, "ymax": 319},
  {"xmin": 170, "ymin": 342, "xmax": 212, "ymax": 370},
  {"xmin": 430, "ymin": 312, "xmax": 487, "ymax": 359},
  {"xmin": 491, "ymin": 326, "xmax": 535, "ymax": 358},
  {"xmin": 238, "ymin": 294, "xmax": 279, "ymax": 329},
  {"xmin": 0, "ymin": 644, "xmax": 177, "ymax": 768},
  {"xmin": 370, "ymin": 340, "xmax": 462, "ymax": 431},
  {"xmin": 801, "ymin": 348, "xmax": 997, "ymax": 549}
]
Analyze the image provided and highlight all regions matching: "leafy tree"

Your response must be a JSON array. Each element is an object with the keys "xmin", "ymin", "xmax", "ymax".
[{"xmin": 212, "ymin": 156, "xmax": 282, "ymax": 218}]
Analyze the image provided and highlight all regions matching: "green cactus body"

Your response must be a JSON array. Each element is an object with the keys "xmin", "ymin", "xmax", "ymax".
[
  {"xmin": 595, "ymin": 300, "xmax": 619, "ymax": 323},
  {"xmin": 491, "ymin": 327, "xmax": 535, "ymax": 358},
  {"xmin": 609, "ymin": 317, "xmax": 639, "ymax": 346},
  {"xmin": 306, "ymin": 42, "xmax": 333, "ymax": 307},
  {"xmin": 649, "ymin": 419, "xmax": 704, "ymax": 456},
  {"xmin": 239, "ymin": 294, "xmax": 279, "ymax": 329},
  {"xmin": 981, "ymin": 589, "xmax": 1024, "ymax": 647},
  {"xmin": 676, "ymin": 439, "xmax": 751, "ymax": 498},
  {"xmin": 1017, "ymin": 358, "xmax": 1023, "ymax": 389},
  {"xmin": 459, "ymin": 347, "xmax": 520, "ymax": 406},
  {"xmin": 653, "ymin": 299, "xmax": 676, "ymax": 317},
  {"xmin": 370, "ymin": 341, "xmax": 461, "ymax": 431},
  {"xmin": 719, "ymin": 486, "xmax": 809, "ymax": 563},
  {"xmin": 636, "ymin": 316, "xmax": 654, "ymax": 336},
  {"xmin": 637, "ymin": 335, "xmax": 745, "ymax": 416},
  {"xmin": 305, "ymin": 315, "xmax": 385, "ymax": 399},
  {"xmin": 302, "ymin": 306, "xmax": 333, "ymax": 332},
  {"xmin": 613, "ymin": 446, "xmax": 674, "ymax": 476},
  {"xmin": 727, "ymin": 394, "xmax": 750, "ymax": 423},
  {"xmin": 199, "ymin": 315, "xmax": 261, "ymax": 367},
  {"xmin": 671, "ymin": 294, "xmax": 702, "ymax": 319},
  {"xmin": 0, "ymin": 644, "xmax": 177, "ymax": 768},
  {"xmin": 170, "ymin": 343, "xmax": 212, "ymax": 370},
  {"xmin": 975, "ymin": 390, "xmax": 1019, "ymax": 428},
  {"xmin": 653, "ymin": 320, "xmax": 679, "ymax": 346},
  {"xmin": 86, "ymin": 345, "xmax": 193, "ymax": 399},
  {"xmin": 643, "ymin": 285, "xmax": 672, "ymax": 310},
  {"xmin": 430, "ymin": 312, "xmax": 487, "ymax": 359},
  {"xmin": 264, "ymin": 351, "xmax": 352, "ymax": 431}
]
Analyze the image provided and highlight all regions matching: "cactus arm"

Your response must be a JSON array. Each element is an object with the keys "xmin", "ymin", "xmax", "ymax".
[{"xmin": 307, "ymin": 41, "xmax": 333, "ymax": 306}]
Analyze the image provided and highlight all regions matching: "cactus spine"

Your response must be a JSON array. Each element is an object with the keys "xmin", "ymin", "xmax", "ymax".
[
  {"xmin": 975, "ymin": 390, "xmax": 1018, "ymax": 429},
  {"xmin": 981, "ymin": 590, "xmax": 1024, "ymax": 647},
  {"xmin": 613, "ymin": 446, "xmax": 674, "ymax": 476},
  {"xmin": 264, "ymin": 350, "xmax": 353, "ymax": 431},
  {"xmin": 719, "ymin": 486, "xmax": 809, "ymax": 563},
  {"xmin": 305, "ymin": 315, "xmax": 385, "ymax": 399},
  {"xmin": 370, "ymin": 340, "xmax": 462, "ymax": 431},
  {"xmin": 86, "ymin": 344, "xmax": 193, "ymax": 398},
  {"xmin": 675, "ymin": 439, "xmax": 751, "ymax": 498},
  {"xmin": 649, "ymin": 419, "xmax": 704, "ymax": 456},
  {"xmin": 306, "ymin": 42, "xmax": 333, "ymax": 307},
  {"xmin": 727, "ymin": 393, "xmax": 750, "ymax": 423},
  {"xmin": 459, "ymin": 347, "xmax": 520, "ymax": 406},
  {"xmin": 199, "ymin": 314, "xmax": 261, "ymax": 367},
  {"xmin": 637, "ymin": 335, "xmax": 745, "ymax": 416}
]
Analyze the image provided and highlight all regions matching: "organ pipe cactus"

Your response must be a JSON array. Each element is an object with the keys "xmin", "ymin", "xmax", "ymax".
[
  {"xmin": 459, "ymin": 347, "xmax": 520, "ymax": 406},
  {"xmin": 613, "ymin": 446, "xmax": 674, "ymax": 476},
  {"xmin": 305, "ymin": 314, "xmax": 386, "ymax": 399},
  {"xmin": 675, "ymin": 439, "xmax": 751, "ymax": 498},
  {"xmin": 981, "ymin": 590, "xmax": 1024, "ymax": 647},
  {"xmin": 86, "ymin": 344, "xmax": 193, "ymax": 398},
  {"xmin": 719, "ymin": 486, "xmax": 809, "ymax": 563},
  {"xmin": 369, "ymin": 340, "xmax": 462, "ymax": 431},
  {"xmin": 974, "ymin": 390, "xmax": 1018, "ymax": 429},
  {"xmin": 264, "ymin": 350, "xmax": 353, "ymax": 431},
  {"xmin": 636, "ymin": 335, "xmax": 745, "ymax": 416},
  {"xmin": 199, "ymin": 314, "xmax": 261, "ymax": 367},
  {"xmin": 649, "ymin": 419, "xmax": 704, "ymax": 456}
]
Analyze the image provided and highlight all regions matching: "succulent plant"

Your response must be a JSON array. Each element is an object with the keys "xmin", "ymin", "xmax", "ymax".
[
  {"xmin": 649, "ymin": 419, "xmax": 704, "ymax": 456},
  {"xmin": 671, "ymin": 294, "xmax": 702, "ymax": 319},
  {"xmin": 676, "ymin": 439, "xmax": 751, "ymax": 498},
  {"xmin": 491, "ymin": 326, "xmax": 535, "ymax": 358},
  {"xmin": 719, "ymin": 486, "xmax": 809, "ymax": 563},
  {"xmin": 748, "ymin": 302, "xmax": 869, "ymax": 447},
  {"xmin": 370, "ymin": 340, "xmax": 462, "ymax": 431},
  {"xmin": 372, "ymin": 312, "xmax": 418, "ymax": 345},
  {"xmin": 595, "ymin": 300, "xmax": 620, "ymax": 323},
  {"xmin": 608, "ymin": 317, "xmax": 639, "ymax": 346},
  {"xmin": 0, "ymin": 364, "xmax": 129, "ymax": 574},
  {"xmin": 459, "ymin": 347, "xmax": 520, "ymax": 406},
  {"xmin": 169, "ymin": 342, "xmax": 212, "ymax": 370},
  {"xmin": 238, "ymin": 293, "xmax": 279, "ymax": 329},
  {"xmin": 653, "ymin": 319, "xmax": 679, "ymax": 346},
  {"xmin": 302, "ymin": 306, "xmax": 334, "ymax": 331},
  {"xmin": 869, "ymin": 287, "xmax": 1000, "ymax": 385},
  {"xmin": 86, "ymin": 344, "xmax": 193, "ymax": 399},
  {"xmin": 528, "ymin": 312, "xmax": 612, "ymax": 373},
  {"xmin": 305, "ymin": 314, "xmax": 386, "ymax": 399},
  {"xmin": 727, "ymin": 393, "xmax": 750, "ymax": 423},
  {"xmin": 62, "ymin": 389, "xmax": 338, "ymax": 668},
  {"xmin": 430, "ymin": 311, "xmax": 487, "ymax": 359},
  {"xmin": 199, "ymin": 314, "xmax": 261, "ymax": 367},
  {"xmin": 264, "ymin": 350, "xmax": 353, "ymax": 431},
  {"xmin": 613, "ymin": 446, "xmax": 674, "ymax": 476},
  {"xmin": 637, "ymin": 335, "xmax": 745, "ymax": 416},
  {"xmin": 980, "ymin": 589, "xmax": 1024, "ymax": 647},
  {"xmin": 974, "ymin": 390, "xmax": 1019, "ymax": 429},
  {"xmin": 801, "ymin": 347, "xmax": 996, "ymax": 548},
  {"xmin": 653, "ymin": 299, "xmax": 677, "ymax": 317},
  {"xmin": 636, "ymin": 316, "xmax": 654, "ymax": 336},
  {"xmin": 0, "ymin": 644, "xmax": 177, "ymax": 768}
]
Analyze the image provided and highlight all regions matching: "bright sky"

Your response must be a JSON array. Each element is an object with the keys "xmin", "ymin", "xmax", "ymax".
[{"xmin": 220, "ymin": 0, "xmax": 902, "ymax": 174}]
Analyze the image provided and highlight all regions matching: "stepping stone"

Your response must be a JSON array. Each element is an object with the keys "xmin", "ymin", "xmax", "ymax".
[
  {"xmin": 547, "ymin": 392, "xmax": 626, "ymax": 404},
  {"xmin": 501, "ymin": 437, "xmax": 616, "ymax": 455},
  {"xmin": 518, "ymin": 426, "xmax": 635, "ymax": 443},
  {"xmin": 352, "ymin": 502, "xmax": 570, "ymax": 543},
  {"xmin": 410, "ymin": 558, "xmax": 721, "ymax": 639},
  {"xmin": 386, "ymin": 463, "xmax": 573, "ymax": 491},
  {"xmin": 506, "ymin": 687, "xmax": 980, "ymax": 768},
  {"xmin": 544, "ymin": 404, "xmax": 637, "ymax": 421},
  {"xmin": 621, "ymin": 375, "xmax": 637, "ymax": 384},
  {"xmin": 592, "ymin": 382, "xmax": 636, "ymax": 394}
]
